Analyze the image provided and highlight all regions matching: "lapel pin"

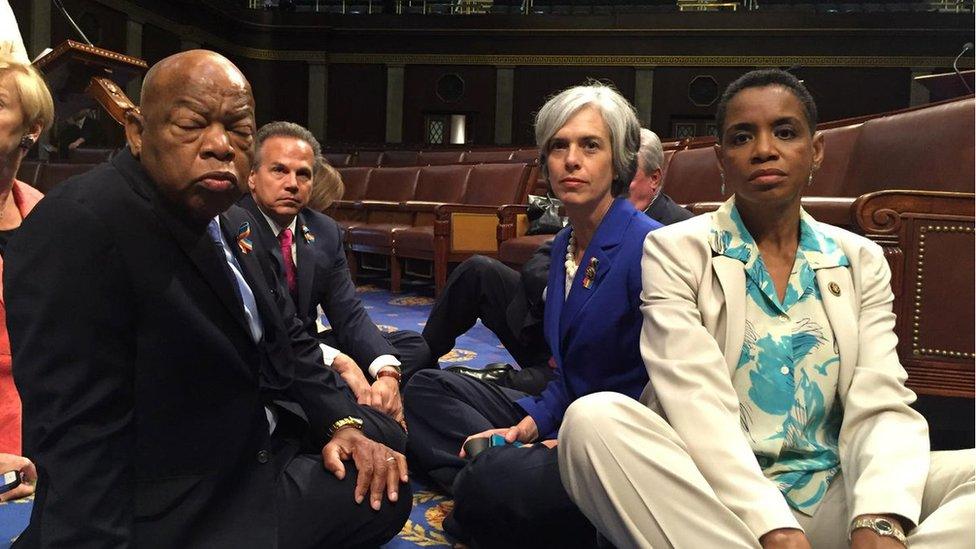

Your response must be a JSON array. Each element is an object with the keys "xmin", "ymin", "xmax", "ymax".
[
  {"xmin": 237, "ymin": 222, "xmax": 252, "ymax": 255},
  {"xmin": 301, "ymin": 225, "xmax": 315, "ymax": 243},
  {"xmin": 582, "ymin": 257, "xmax": 599, "ymax": 289},
  {"xmin": 828, "ymin": 282, "xmax": 841, "ymax": 296}
]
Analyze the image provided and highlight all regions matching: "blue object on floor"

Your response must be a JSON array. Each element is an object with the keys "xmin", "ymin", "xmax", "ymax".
[{"xmin": 0, "ymin": 284, "xmax": 512, "ymax": 548}]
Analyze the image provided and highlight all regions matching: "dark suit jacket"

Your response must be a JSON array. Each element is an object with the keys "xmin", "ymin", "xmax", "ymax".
[
  {"xmin": 515, "ymin": 198, "xmax": 661, "ymax": 439},
  {"xmin": 6, "ymin": 149, "xmax": 365, "ymax": 548},
  {"xmin": 240, "ymin": 195, "xmax": 397, "ymax": 370},
  {"xmin": 644, "ymin": 192, "xmax": 694, "ymax": 226}
]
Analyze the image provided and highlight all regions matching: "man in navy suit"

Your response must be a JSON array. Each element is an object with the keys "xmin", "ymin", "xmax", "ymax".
[{"xmin": 241, "ymin": 121, "xmax": 431, "ymax": 425}]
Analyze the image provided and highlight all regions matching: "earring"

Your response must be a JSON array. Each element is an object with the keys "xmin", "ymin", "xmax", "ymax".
[
  {"xmin": 18, "ymin": 135, "xmax": 35, "ymax": 150},
  {"xmin": 720, "ymin": 172, "xmax": 726, "ymax": 196},
  {"xmin": 807, "ymin": 171, "xmax": 814, "ymax": 187}
]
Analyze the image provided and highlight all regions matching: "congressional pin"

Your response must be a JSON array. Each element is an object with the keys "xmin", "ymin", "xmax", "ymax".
[
  {"xmin": 828, "ymin": 282, "xmax": 841, "ymax": 296},
  {"xmin": 237, "ymin": 222, "xmax": 253, "ymax": 255},
  {"xmin": 582, "ymin": 257, "xmax": 599, "ymax": 289},
  {"xmin": 301, "ymin": 225, "xmax": 315, "ymax": 243}
]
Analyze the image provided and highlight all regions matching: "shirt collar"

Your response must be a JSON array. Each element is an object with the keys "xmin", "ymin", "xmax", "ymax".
[
  {"xmin": 709, "ymin": 197, "xmax": 849, "ymax": 271},
  {"xmin": 257, "ymin": 206, "xmax": 297, "ymax": 239}
]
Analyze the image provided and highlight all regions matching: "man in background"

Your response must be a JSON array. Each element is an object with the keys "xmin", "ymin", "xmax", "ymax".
[{"xmin": 241, "ymin": 121, "xmax": 431, "ymax": 426}]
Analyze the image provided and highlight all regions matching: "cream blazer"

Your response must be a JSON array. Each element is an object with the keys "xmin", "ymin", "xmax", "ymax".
[{"xmin": 637, "ymin": 213, "xmax": 929, "ymax": 539}]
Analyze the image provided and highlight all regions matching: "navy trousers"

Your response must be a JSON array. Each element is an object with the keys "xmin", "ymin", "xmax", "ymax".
[{"xmin": 403, "ymin": 369, "xmax": 598, "ymax": 549}]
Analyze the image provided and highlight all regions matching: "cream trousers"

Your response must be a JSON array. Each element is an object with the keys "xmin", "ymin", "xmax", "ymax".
[{"xmin": 558, "ymin": 392, "xmax": 975, "ymax": 549}]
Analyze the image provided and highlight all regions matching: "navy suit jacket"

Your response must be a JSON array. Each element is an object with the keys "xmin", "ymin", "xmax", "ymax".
[
  {"xmin": 240, "ymin": 195, "xmax": 397, "ymax": 369},
  {"xmin": 516, "ymin": 198, "xmax": 662, "ymax": 439}
]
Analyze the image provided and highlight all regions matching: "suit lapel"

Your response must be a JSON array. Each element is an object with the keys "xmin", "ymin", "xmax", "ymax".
[
  {"xmin": 151, "ymin": 197, "xmax": 252, "ymax": 338},
  {"xmin": 559, "ymin": 200, "xmax": 629, "ymax": 343},
  {"xmin": 295, "ymin": 212, "xmax": 316, "ymax": 317},
  {"xmin": 816, "ymin": 267, "xmax": 858, "ymax": 400},
  {"xmin": 712, "ymin": 255, "xmax": 746, "ymax": 376}
]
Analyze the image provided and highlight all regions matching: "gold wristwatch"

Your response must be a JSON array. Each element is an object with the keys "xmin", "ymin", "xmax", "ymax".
[
  {"xmin": 328, "ymin": 416, "xmax": 364, "ymax": 437},
  {"xmin": 851, "ymin": 517, "xmax": 907, "ymax": 547}
]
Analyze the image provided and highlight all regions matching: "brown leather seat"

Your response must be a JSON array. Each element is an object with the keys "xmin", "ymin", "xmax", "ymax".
[
  {"xmin": 344, "ymin": 166, "xmax": 422, "ymax": 289},
  {"xmin": 843, "ymin": 98, "xmax": 974, "ymax": 195},
  {"xmin": 395, "ymin": 162, "xmax": 534, "ymax": 294},
  {"xmin": 381, "ymin": 150, "xmax": 420, "ymax": 167},
  {"xmin": 33, "ymin": 163, "xmax": 99, "ymax": 194},
  {"xmin": 417, "ymin": 150, "xmax": 465, "ymax": 165},
  {"xmin": 810, "ymin": 123, "xmax": 862, "ymax": 196},
  {"xmin": 663, "ymin": 146, "xmax": 723, "ymax": 205},
  {"xmin": 498, "ymin": 234, "xmax": 553, "ymax": 268},
  {"xmin": 511, "ymin": 148, "xmax": 540, "ymax": 162},
  {"xmin": 347, "ymin": 165, "xmax": 471, "ymax": 255},
  {"xmin": 353, "ymin": 150, "xmax": 383, "ymax": 167},
  {"xmin": 332, "ymin": 167, "xmax": 374, "ymax": 231},
  {"xmin": 462, "ymin": 150, "xmax": 515, "ymax": 163},
  {"xmin": 324, "ymin": 152, "xmax": 351, "ymax": 167}
]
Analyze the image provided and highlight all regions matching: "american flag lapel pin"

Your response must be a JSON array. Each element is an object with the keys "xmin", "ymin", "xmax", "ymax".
[
  {"xmin": 582, "ymin": 257, "xmax": 599, "ymax": 289},
  {"xmin": 301, "ymin": 224, "xmax": 315, "ymax": 243},
  {"xmin": 237, "ymin": 222, "xmax": 252, "ymax": 255}
]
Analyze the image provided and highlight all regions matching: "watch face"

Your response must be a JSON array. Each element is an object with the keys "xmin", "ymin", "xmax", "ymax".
[{"xmin": 875, "ymin": 519, "xmax": 893, "ymax": 534}]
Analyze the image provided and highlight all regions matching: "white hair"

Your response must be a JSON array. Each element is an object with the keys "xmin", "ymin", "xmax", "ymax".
[
  {"xmin": 534, "ymin": 81, "xmax": 641, "ymax": 196},
  {"xmin": 638, "ymin": 128, "xmax": 664, "ymax": 175}
]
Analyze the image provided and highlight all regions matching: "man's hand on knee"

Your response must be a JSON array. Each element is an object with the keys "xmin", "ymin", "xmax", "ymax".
[{"xmin": 321, "ymin": 427, "xmax": 409, "ymax": 510}]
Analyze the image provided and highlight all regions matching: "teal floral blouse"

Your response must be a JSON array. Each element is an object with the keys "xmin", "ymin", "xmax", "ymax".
[{"xmin": 709, "ymin": 198, "xmax": 850, "ymax": 516}]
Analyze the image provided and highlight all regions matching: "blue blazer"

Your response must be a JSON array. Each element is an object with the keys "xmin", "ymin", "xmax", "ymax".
[{"xmin": 516, "ymin": 198, "xmax": 662, "ymax": 439}]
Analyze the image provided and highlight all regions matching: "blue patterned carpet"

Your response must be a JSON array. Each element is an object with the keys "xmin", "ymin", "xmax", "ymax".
[{"xmin": 0, "ymin": 283, "xmax": 513, "ymax": 548}]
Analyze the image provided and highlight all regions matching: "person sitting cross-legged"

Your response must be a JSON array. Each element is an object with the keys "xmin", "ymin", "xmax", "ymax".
[
  {"xmin": 240, "ymin": 121, "xmax": 432, "ymax": 425},
  {"xmin": 403, "ymin": 82, "xmax": 662, "ymax": 548}
]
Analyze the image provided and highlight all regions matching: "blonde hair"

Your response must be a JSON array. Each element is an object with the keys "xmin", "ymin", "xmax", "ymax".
[
  {"xmin": 0, "ymin": 55, "xmax": 54, "ymax": 133},
  {"xmin": 307, "ymin": 157, "xmax": 345, "ymax": 212}
]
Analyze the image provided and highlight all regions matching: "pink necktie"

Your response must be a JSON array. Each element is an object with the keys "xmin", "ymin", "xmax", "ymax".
[{"xmin": 279, "ymin": 228, "xmax": 297, "ymax": 298}]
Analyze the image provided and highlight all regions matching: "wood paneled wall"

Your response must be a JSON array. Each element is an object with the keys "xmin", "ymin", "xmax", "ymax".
[
  {"xmin": 327, "ymin": 64, "xmax": 386, "ymax": 144},
  {"xmin": 402, "ymin": 65, "xmax": 497, "ymax": 146},
  {"xmin": 514, "ymin": 66, "xmax": 636, "ymax": 145}
]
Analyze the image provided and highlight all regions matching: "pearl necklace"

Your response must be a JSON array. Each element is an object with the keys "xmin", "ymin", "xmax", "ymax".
[{"xmin": 564, "ymin": 230, "xmax": 579, "ymax": 280}]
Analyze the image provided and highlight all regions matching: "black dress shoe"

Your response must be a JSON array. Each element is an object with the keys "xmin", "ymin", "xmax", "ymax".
[{"xmin": 447, "ymin": 362, "xmax": 515, "ymax": 385}]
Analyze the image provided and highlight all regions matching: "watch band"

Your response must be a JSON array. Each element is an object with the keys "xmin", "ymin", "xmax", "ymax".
[
  {"xmin": 328, "ymin": 416, "xmax": 364, "ymax": 437},
  {"xmin": 376, "ymin": 369, "xmax": 402, "ymax": 384},
  {"xmin": 851, "ymin": 517, "xmax": 907, "ymax": 547}
]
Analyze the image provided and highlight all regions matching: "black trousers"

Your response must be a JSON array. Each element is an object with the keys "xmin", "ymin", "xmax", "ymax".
[
  {"xmin": 274, "ymin": 403, "xmax": 412, "ymax": 548},
  {"xmin": 403, "ymin": 369, "xmax": 598, "ymax": 549},
  {"xmin": 422, "ymin": 256, "xmax": 553, "ymax": 395},
  {"xmin": 318, "ymin": 328, "xmax": 432, "ymax": 384}
]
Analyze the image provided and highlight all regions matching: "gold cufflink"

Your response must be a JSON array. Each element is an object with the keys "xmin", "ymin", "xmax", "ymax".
[{"xmin": 828, "ymin": 282, "xmax": 841, "ymax": 296}]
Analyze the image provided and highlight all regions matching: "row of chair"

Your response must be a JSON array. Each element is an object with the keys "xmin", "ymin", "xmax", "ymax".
[
  {"xmin": 324, "ymin": 148, "xmax": 540, "ymax": 168},
  {"xmin": 330, "ymin": 162, "xmax": 538, "ymax": 293},
  {"xmin": 16, "ymin": 161, "xmax": 100, "ymax": 194}
]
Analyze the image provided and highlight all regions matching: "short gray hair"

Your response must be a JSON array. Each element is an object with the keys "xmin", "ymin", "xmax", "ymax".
[
  {"xmin": 534, "ymin": 81, "xmax": 641, "ymax": 197},
  {"xmin": 253, "ymin": 121, "xmax": 322, "ymax": 171},
  {"xmin": 638, "ymin": 128, "xmax": 664, "ymax": 175}
]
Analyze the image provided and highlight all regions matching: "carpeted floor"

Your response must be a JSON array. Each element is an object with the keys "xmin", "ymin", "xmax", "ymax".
[{"xmin": 0, "ymin": 282, "xmax": 513, "ymax": 548}]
